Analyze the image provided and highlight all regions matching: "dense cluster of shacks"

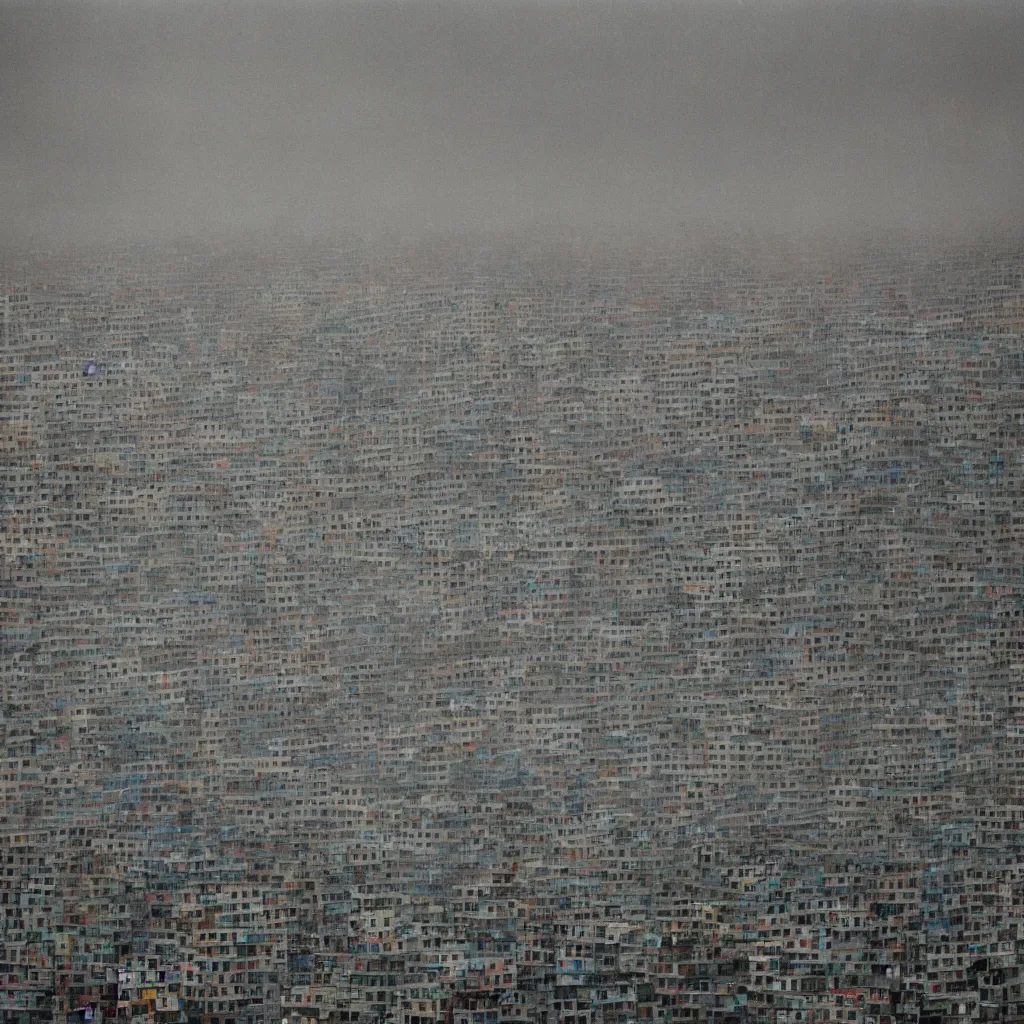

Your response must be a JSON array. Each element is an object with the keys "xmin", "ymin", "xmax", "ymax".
[{"xmin": 1, "ymin": 233, "xmax": 1024, "ymax": 1024}]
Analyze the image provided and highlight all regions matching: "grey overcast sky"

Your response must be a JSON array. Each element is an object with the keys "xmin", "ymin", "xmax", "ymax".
[{"xmin": 1, "ymin": 0, "xmax": 1022, "ymax": 244}]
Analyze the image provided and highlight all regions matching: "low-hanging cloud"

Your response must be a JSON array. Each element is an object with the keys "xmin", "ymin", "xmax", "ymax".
[{"xmin": 2, "ymin": 0, "xmax": 1022, "ymax": 244}]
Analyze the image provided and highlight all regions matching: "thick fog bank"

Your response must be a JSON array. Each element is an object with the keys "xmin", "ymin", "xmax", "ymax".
[{"xmin": 2, "ymin": 0, "xmax": 1022, "ymax": 245}]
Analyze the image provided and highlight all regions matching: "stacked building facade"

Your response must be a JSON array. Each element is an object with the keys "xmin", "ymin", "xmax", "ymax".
[{"xmin": 1, "ymin": 234, "xmax": 1023, "ymax": 1024}]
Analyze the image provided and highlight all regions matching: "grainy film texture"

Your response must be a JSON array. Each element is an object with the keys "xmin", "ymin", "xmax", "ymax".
[
  {"xmin": 3, "ymin": 235, "xmax": 1024, "ymax": 1024},
  {"xmin": 2, "ymin": 1, "xmax": 1024, "ymax": 1023}
]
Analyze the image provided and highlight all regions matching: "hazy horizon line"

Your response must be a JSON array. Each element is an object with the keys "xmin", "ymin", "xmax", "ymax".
[{"xmin": 4, "ymin": 0, "xmax": 1022, "ymax": 247}]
